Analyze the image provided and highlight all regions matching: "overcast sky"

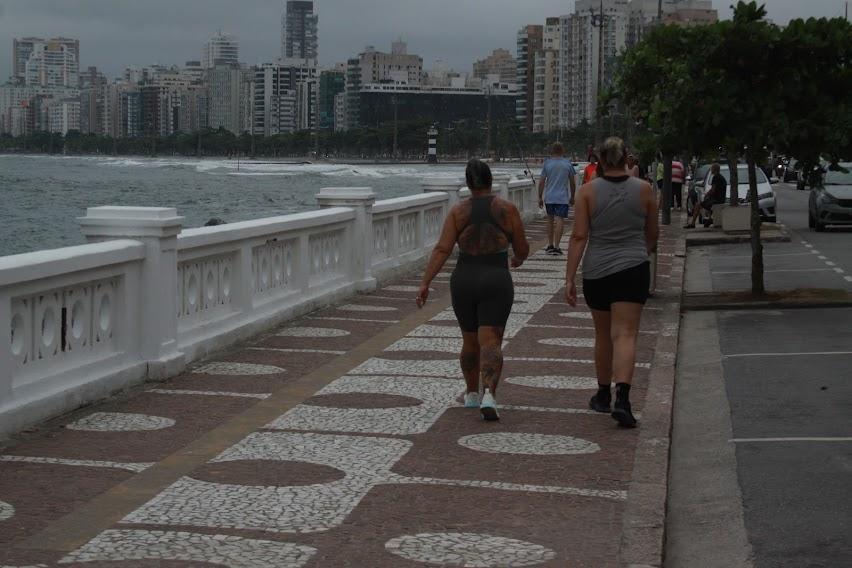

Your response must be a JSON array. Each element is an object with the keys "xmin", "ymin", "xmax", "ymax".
[{"xmin": 0, "ymin": 0, "xmax": 847, "ymax": 81}]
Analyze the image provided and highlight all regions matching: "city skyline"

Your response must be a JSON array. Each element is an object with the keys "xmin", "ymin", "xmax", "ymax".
[{"xmin": 0, "ymin": 0, "xmax": 846, "ymax": 81}]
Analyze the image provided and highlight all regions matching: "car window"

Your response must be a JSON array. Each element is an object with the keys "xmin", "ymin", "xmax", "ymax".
[
  {"xmin": 823, "ymin": 166, "xmax": 852, "ymax": 185},
  {"xmin": 718, "ymin": 166, "xmax": 768, "ymax": 184}
]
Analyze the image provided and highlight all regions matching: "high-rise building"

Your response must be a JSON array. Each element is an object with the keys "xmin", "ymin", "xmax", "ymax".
[
  {"xmin": 209, "ymin": 63, "xmax": 253, "ymax": 134},
  {"xmin": 473, "ymin": 49, "xmax": 517, "ymax": 84},
  {"xmin": 319, "ymin": 69, "xmax": 345, "ymax": 130},
  {"xmin": 627, "ymin": 0, "xmax": 717, "ymax": 47},
  {"xmin": 533, "ymin": 18, "xmax": 561, "ymax": 134},
  {"xmin": 559, "ymin": 0, "xmax": 628, "ymax": 128},
  {"xmin": 13, "ymin": 37, "xmax": 79, "ymax": 86},
  {"xmin": 47, "ymin": 98, "xmax": 80, "ymax": 134},
  {"xmin": 253, "ymin": 60, "xmax": 318, "ymax": 136},
  {"xmin": 203, "ymin": 31, "xmax": 239, "ymax": 69},
  {"xmin": 333, "ymin": 91, "xmax": 346, "ymax": 132},
  {"xmin": 516, "ymin": 25, "xmax": 543, "ymax": 131},
  {"xmin": 282, "ymin": 1, "xmax": 318, "ymax": 60},
  {"xmin": 79, "ymin": 66, "xmax": 107, "ymax": 135},
  {"xmin": 343, "ymin": 42, "xmax": 423, "ymax": 130},
  {"xmin": 182, "ymin": 61, "xmax": 206, "ymax": 84}
]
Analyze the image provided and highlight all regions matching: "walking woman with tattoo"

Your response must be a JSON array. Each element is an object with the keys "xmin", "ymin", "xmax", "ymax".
[
  {"xmin": 416, "ymin": 159, "xmax": 530, "ymax": 421},
  {"xmin": 564, "ymin": 137, "xmax": 659, "ymax": 428}
]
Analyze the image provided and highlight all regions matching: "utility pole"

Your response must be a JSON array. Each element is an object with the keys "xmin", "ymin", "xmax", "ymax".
[
  {"xmin": 486, "ymin": 89, "xmax": 492, "ymax": 159},
  {"xmin": 392, "ymin": 95, "xmax": 398, "ymax": 160},
  {"xmin": 591, "ymin": 0, "xmax": 606, "ymax": 143},
  {"xmin": 658, "ymin": 0, "xmax": 663, "ymax": 21}
]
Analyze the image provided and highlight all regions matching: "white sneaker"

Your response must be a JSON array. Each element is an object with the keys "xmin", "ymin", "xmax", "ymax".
[
  {"xmin": 479, "ymin": 388, "xmax": 499, "ymax": 421},
  {"xmin": 463, "ymin": 392, "xmax": 480, "ymax": 408}
]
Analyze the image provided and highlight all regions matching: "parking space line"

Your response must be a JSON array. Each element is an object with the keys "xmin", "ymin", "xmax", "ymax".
[
  {"xmin": 730, "ymin": 437, "xmax": 852, "ymax": 443},
  {"xmin": 845, "ymin": 276, "xmax": 852, "ymax": 282},
  {"xmin": 723, "ymin": 351, "xmax": 852, "ymax": 358},
  {"xmin": 834, "ymin": 268, "xmax": 845, "ymax": 274}
]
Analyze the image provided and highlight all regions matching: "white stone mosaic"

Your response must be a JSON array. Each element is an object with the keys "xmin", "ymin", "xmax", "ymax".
[
  {"xmin": 511, "ymin": 278, "xmax": 565, "ymax": 295},
  {"xmin": 0, "ymin": 455, "xmax": 154, "ymax": 473},
  {"xmin": 59, "ymin": 529, "xmax": 315, "ymax": 568},
  {"xmin": 384, "ymin": 532, "xmax": 557, "ymax": 567},
  {"xmin": 276, "ymin": 326, "xmax": 350, "ymax": 338},
  {"xmin": 349, "ymin": 358, "xmax": 463, "ymax": 378},
  {"xmin": 266, "ymin": 375, "xmax": 463, "ymax": 435},
  {"xmin": 149, "ymin": 389, "xmax": 271, "ymax": 400},
  {"xmin": 458, "ymin": 433, "xmax": 600, "ymax": 456},
  {"xmin": 538, "ymin": 337, "xmax": 596, "ymax": 348},
  {"xmin": 0, "ymin": 499, "xmax": 13, "ymax": 522},
  {"xmin": 385, "ymin": 337, "xmax": 462, "ymax": 354},
  {"xmin": 193, "ymin": 362, "xmax": 285, "ymax": 376},
  {"xmin": 66, "ymin": 412, "xmax": 176, "ymax": 432},
  {"xmin": 506, "ymin": 375, "xmax": 598, "ymax": 390},
  {"xmin": 407, "ymin": 324, "xmax": 462, "ymax": 338},
  {"xmin": 559, "ymin": 312, "xmax": 593, "ymax": 320},
  {"xmin": 384, "ymin": 474, "xmax": 626, "ymax": 501},
  {"xmin": 384, "ymin": 285, "xmax": 433, "ymax": 293},
  {"xmin": 505, "ymin": 356, "xmax": 651, "ymax": 369},
  {"xmin": 122, "ymin": 432, "xmax": 412, "ymax": 534},
  {"xmin": 309, "ymin": 316, "xmax": 400, "ymax": 323},
  {"xmin": 338, "ymin": 304, "xmax": 398, "ymax": 312},
  {"xmin": 500, "ymin": 405, "xmax": 599, "ymax": 416},
  {"xmin": 248, "ymin": 347, "xmax": 346, "ymax": 356}
]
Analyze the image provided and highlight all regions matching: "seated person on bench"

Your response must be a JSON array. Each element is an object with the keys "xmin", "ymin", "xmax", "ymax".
[{"xmin": 684, "ymin": 163, "xmax": 727, "ymax": 228}]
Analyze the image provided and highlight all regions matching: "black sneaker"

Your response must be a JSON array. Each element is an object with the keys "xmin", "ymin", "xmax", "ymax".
[
  {"xmin": 553, "ymin": 247, "xmax": 565, "ymax": 255},
  {"xmin": 544, "ymin": 245, "xmax": 555, "ymax": 254},
  {"xmin": 611, "ymin": 399, "xmax": 637, "ymax": 428},
  {"xmin": 589, "ymin": 391, "xmax": 611, "ymax": 413}
]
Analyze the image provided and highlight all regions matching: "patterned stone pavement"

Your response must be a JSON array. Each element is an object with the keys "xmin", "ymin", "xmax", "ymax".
[{"xmin": 0, "ymin": 218, "xmax": 684, "ymax": 568}]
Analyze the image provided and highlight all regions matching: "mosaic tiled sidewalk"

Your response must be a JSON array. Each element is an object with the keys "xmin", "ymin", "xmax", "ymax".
[{"xmin": 0, "ymin": 218, "xmax": 684, "ymax": 568}]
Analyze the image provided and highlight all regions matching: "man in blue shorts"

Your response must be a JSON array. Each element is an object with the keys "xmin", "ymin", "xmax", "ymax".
[{"xmin": 538, "ymin": 142, "xmax": 577, "ymax": 255}]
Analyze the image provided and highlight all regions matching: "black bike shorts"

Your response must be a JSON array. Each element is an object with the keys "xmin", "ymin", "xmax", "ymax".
[
  {"xmin": 583, "ymin": 261, "xmax": 651, "ymax": 312},
  {"xmin": 450, "ymin": 253, "xmax": 514, "ymax": 332}
]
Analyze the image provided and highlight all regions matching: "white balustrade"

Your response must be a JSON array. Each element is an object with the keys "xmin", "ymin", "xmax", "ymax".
[
  {"xmin": 508, "ymin": 178, "xmax": 537, "ymax": 221},
  {"xmin": 0, "ymin": 176, "xmax": 526, "ymax": 438}
]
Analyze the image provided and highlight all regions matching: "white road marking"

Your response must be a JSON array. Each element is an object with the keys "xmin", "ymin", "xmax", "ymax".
[
  {"xmin": 845, "ymin": 276, "xmax": 852, "ymax": 282},
  {"xmin": 818, "ymin": 255, "xmax": 827, "ymax": 260},
  {"xmin": 730, "ymin": 437, "xmax": 852, "ymax": 443},
  {"xmin": 713, "ymin": 268, "xmax": 834, "ymax": 275},
  {"xmin": 723, "ymin": 351, "xmax": 852, "ymax": 358},
  {"xmin": 825, "ymin": 261, "xmax": 836, "ymax": 266},
  {"xmin": 834, "ymin": 268, "xmax": 845, "ymax": 274},
  {"xmin": 727, "ymin": 253, "xmax": 816, "ymax": 259}
]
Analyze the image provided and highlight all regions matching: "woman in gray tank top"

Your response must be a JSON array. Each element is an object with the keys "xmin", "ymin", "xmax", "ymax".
[{"xmin": 564, "ymin": 137, "xmax": 659, "ymax": 428}]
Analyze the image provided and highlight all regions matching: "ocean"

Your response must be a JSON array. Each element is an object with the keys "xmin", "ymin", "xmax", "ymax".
[{"xmin": 0, "ymin": 155, "xmax": 525, "ymax": 257}]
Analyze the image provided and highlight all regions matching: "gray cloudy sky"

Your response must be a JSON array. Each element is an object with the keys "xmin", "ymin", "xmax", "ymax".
[{"xmin": 0, "ymin": 0, "xmax": 847, "ymax": 81}]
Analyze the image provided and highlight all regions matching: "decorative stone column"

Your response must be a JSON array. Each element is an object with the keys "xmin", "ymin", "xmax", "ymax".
[
  {"xmin": 493, "ymin": 173, "xmax": 511, "ymax": 201},
  {"xmin": 79, "ymin": 206, "xmax": 185, "ymax": 379},
  {"xmin": 316, "ymin": 187, "xmax": 377, "ymax": 292},
  {"xmin": 421, "ymin": 178, "xmax": 464, "ymax": 209}
]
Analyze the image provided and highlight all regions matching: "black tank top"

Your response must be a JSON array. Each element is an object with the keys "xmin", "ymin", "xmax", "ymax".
[{"xmin": 457, "ymin": 195, "xmax": 512, "ymax": 267}]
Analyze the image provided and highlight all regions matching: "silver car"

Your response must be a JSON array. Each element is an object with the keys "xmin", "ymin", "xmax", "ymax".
[
  {"xmin": 700, "ymin": 164, "xmax": 778, "ymax": 222},
  {"xmin": 809, "ymin": 163, "xmax": 852, "ymax": 232}
]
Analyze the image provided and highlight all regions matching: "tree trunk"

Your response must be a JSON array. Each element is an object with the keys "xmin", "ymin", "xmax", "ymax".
[
  {"xmin": 662, "ymin": 155, "xmax": 673, "ymax": 225},
  {"xmin": 747, "ymin": 157, "xmax": 765, "ymax": 294},
  {"xmin": 726, "ymin": 153, "xmax": 739, "ymax": 206}
]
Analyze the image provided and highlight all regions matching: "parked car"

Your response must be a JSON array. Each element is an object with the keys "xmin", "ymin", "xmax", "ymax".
[
  {"xmin": 808, "ymin": 163, "xmax": 852, "ymax": 232},
  {"xmin": 698, "ymin": 164, "xmax": 778, "ymax": 222}
]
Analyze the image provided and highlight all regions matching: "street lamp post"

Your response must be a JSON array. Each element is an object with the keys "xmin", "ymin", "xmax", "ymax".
[{"xmin": 591, "ymin": 0, "xmax": 606, "ymax": 143}]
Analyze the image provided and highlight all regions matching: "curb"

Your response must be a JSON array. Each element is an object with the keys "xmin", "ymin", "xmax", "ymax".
[
  {"xmin": 684, "ymin": 231, "xmax": 790, "ymax": 247},
  {"xmin": 618, "ymin": 225, "xmax": 686, "ymax": 568}
]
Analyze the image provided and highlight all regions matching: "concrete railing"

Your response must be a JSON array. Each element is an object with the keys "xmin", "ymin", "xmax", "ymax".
[{"xmin": 0, "ymin": 176, "xmax": 535, "ymax": 437}]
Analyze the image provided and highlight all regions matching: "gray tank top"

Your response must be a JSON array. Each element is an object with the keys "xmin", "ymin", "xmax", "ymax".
[{"xmin": 582, "ymin": 175, "xmax": 649, "ymax": 280}]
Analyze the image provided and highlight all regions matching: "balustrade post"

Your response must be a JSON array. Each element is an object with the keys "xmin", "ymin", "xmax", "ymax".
[
  {"xmin": 0, "ymin": 291, "xmax": 11, "ymax": 400},
  {"xmin": 316, "ymin": 187, "xmax": 377, "ymax": 292},
  {"xmin": 79, "ymin": 206, "xmax": 185, "ymax": 379},
  {"xmin": 421, "ymin": 178, "xmax": 463, "ymax": 210},
  {"xmin": 493, "ymin": 173, "xmax": 511, "ymax": 201}
]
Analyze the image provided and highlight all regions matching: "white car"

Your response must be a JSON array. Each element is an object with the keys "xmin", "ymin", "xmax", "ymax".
[{"xmin": 700, "ymin": 164, "xmax": 778, "ymax": 222}]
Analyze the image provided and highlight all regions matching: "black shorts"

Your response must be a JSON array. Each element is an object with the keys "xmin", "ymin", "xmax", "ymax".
[
  {"xmin": 451, "ymin": 253, "xmax": 514, "ymax": 332},
  {"xmin": 583, "ymin": 262, "xmax": 651, "ymax": 312}
]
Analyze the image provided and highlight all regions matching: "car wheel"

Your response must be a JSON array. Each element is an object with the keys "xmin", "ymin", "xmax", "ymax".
[
  {"xmin": 797, "ymin": 180, "xmax": 806, "ymax": 190},
  {"xmin": 815, "ymin": 219, "xmax": 826, "ymax": 232},
  {"xmin": 808, "ymin": 212, "xmax": 815, "ymax": 228}
]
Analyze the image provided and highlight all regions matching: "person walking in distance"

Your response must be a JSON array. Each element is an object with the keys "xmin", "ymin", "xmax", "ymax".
[
  {"xmin": 417, "ymin": 159, "xmax": 530, "ymax": 421},
  {"xmin": 564, "ymin": 137, "xmax": 659, "ymax": 428},
  {"xmin": 671, "ymin": 156, "xmax": 685, "ymax": 210},
  {"xmin": 584, "ymin": 155, "xmax": 600, "ymax": 184},
  {"xmin": 538, "ymin": 142, "xmax": 577, "ymax": 255}
]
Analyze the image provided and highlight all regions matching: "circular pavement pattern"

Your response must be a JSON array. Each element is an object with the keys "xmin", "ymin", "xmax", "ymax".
[
  {"xmin": 538, "ymin": 338, "xmax": 595, "ymax": 348},
  {"xmin": 385, "ymin": 532, "xmax": 557, "ymax": 567},
  {"xmin": 0, "ymin": 499, "xmax": 14, "ymax": 522},
  {"xmin": 384, "ymin": 285, "xmax": 433, "ymax": 293},
  {"xmin": 193, "ymin": 362, "xmax": 285, "ymax": 376},
  {"xmin": 458, "ymin": 432, "xmax": 600, "ymax": 456},
  {"xmin": 276, "ymin": 327, "xmax": 350, "ymax": 338},
  {"xmin": 559, "ymin": 311, "xmax": 593, "ymax": 319},
  {"xmin": 506, "ymin": 375, "xmax": 598, "ymax": 390},
  {"xmin": 66, "ymin": 412, "xmax": 176, "ymax": 432},
  {"xmin": 339, "ymin": 304, "xmax": 397, "ymax": 312}
]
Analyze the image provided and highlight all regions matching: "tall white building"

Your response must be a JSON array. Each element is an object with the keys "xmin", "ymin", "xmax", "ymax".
[
  {"xmin": 559, "ymin": 0, "xmax": 628, "ymax": 128},
  {"xmin": 203, "ymin": 31, "xmax": 239, "ymax": 69},
  {"xmin": 533, "ymin": 17, "xmax": 561, "ymax": 133},
  {"xmin": 253, "ymin": 60, "xmax": 318, "ymax": 136},
  {"xmin": 209, "ymin": 63, "xmax": 253, "ymax": 134},
  {"xmin": 47, "ymin": 98, "xmax": 80, "ymax": 134},
  {"xmin": 13, "ymin": 37, "xmax": 79, "ymax": 86}
]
